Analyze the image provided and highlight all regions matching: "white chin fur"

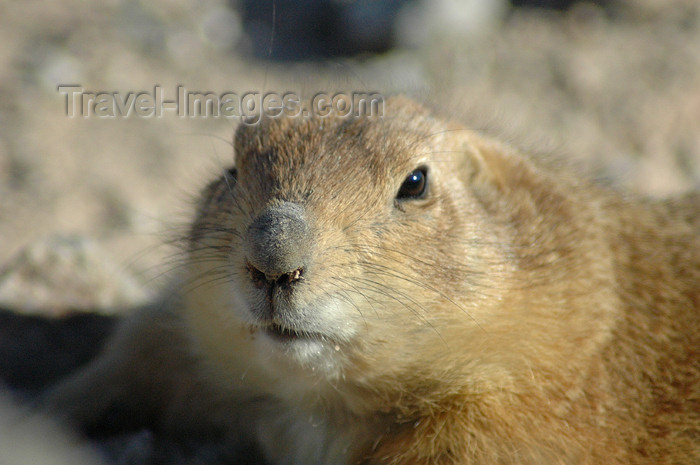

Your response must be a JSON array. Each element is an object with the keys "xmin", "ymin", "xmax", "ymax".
[
  {"xmin": 226, "ymin": 283, "xmax": 355, "ymax": 378},
  {"xmin": 257, "ymin": 333, "xmax": 341, "ymax": 373}
]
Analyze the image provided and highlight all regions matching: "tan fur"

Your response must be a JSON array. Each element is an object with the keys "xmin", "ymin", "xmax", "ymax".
[{"xmin": 44, "ymin": 96, "xmax": 700, "ymax": 464}]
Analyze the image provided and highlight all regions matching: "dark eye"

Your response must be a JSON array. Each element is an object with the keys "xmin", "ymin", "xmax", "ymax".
[{"xmin": 397, "ymin": 168, "xmax": 428, "ymax": 200}]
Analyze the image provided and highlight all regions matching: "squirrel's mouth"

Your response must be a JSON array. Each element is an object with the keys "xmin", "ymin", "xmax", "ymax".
[
  {"xmin": 264, "ymin": 322, "xmax": 308, "ymax": 342},
  {"xmin": 262, "ymin": 321, "xmax": 336, "ymax": 346}
]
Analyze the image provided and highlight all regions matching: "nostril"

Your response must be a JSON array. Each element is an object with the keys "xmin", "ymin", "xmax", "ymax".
[
  {"xmin": 277, "ymin": 267, "xmax": 303, "ymax": 286},
  {"xmin": 247, "ymin": 261, "xmax": 268, "ymax": 289},
  {"xmin": 247, "ymin": 260, "xmax": 304, "ymax": 289}
]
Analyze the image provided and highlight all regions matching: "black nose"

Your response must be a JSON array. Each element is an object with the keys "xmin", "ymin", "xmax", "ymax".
[{"xmin": 245, "ymin": 202, "xmax": 312, "ymax": 287}]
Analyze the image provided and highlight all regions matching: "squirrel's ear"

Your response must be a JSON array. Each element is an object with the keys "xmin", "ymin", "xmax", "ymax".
[{"xmin": 444, "ymin": 125, "xmax": 521, "ymax": 202}]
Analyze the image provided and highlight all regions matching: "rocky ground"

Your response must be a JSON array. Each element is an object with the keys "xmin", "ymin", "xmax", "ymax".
[{"xmin": 0, "ymin": 0, "xmax": 699, "ymax": 463}]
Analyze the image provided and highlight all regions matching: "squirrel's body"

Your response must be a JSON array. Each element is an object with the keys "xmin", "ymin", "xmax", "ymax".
[{"xmin": 45, "ymin": 97, "xmax": 700, "ymax": 464}]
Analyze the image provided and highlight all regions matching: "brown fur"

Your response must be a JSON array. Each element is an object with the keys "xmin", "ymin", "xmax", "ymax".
[{"xmin": 44, "ymin": 96, "xmax": 700, "ymax": 464}]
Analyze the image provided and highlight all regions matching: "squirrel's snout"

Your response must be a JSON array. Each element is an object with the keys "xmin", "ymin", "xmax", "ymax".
[{"xmin": 244, "ymin": 202, "xmax": 312, "ymax": 288}]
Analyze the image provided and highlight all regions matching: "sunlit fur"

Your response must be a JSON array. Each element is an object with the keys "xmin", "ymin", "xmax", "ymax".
[{"xmin": 45, "ymin": 96, "xmax": 699, "ymax": 464}]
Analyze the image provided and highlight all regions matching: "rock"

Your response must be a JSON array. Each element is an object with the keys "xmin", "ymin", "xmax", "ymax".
[{"xmin": 0, "ymin": 235, "xmax": 153, "ymax": 316}]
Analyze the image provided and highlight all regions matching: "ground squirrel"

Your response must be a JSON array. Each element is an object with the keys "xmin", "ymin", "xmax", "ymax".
[{"xmin": 43, "ymin": 96, "xmax": 700, "ymax": 464}]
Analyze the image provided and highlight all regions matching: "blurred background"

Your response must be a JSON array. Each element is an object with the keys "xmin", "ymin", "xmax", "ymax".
[{"xmin": 1, "ymin": 0, "xmax": 700, "ymax": 312}]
